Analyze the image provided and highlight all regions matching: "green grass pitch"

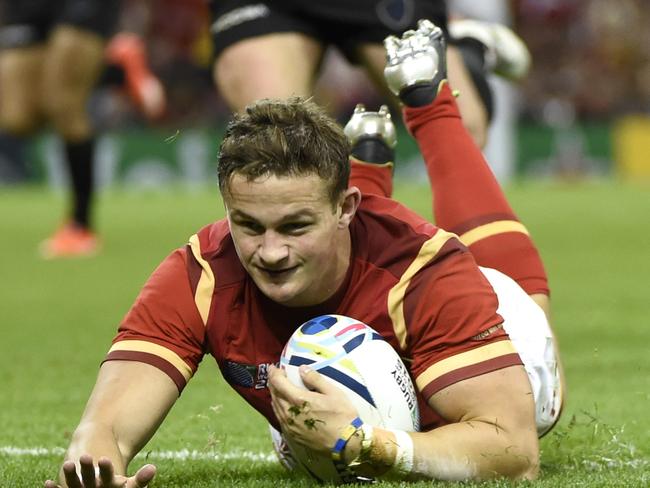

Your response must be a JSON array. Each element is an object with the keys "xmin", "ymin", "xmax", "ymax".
[{"xmin": 1, "ymin": 180, "xmax": 648, "ymax": 487}]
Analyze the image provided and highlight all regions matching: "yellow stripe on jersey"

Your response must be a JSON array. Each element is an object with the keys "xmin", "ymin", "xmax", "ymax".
[
  {"xmin": 415, "ymin": 340, "xmax": 517, "ymax": 391},
  {"xmin": 387, "ymin": 230, "xmax": 455, "ymax": 350},
  {"xmin": 188, "ymin": 233, "xmax": 215, "ymax": 325},
  {"xmin": 108, "ymin": 340, "xmax": 193, "ymax": 381},
  {"xmin": 459, "ymin": 220, "xmax": 529, "ymax": 247}
]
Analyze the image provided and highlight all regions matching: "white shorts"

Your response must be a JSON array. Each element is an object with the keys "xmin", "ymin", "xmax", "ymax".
[{"xmin": 479, "ymin": 266, "xmax": 563, "ymax": 437}]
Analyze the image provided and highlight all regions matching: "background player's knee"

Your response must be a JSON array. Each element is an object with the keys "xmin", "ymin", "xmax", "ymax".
[
  {"xmin": 42, "ymin": 94, "xmax": 93, "ymax": 141},
  {"xmin": 214, "ymin": 34, "xmax": 322, "ymax": 113},
  {"xmin": 0, "ymin": 109, "xmax": 40, "ymax": 136},
  {"xmin": 41, "ymin": 25, "xmax": 104, "ymax": 140},
  {"xmin": 0, "ymin": 49, "xmax": 44, "ymax": 135}
]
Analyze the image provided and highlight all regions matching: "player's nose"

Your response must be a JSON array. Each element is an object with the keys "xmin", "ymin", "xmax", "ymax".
[{"xmin": 257, "ymin": 231, "xmax": 289, "ymax": 266}]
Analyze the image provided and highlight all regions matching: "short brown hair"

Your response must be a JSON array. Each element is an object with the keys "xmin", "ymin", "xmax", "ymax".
[{"xmin": 217, "ymin": 97, "xmax": 351, "ymax": 204}]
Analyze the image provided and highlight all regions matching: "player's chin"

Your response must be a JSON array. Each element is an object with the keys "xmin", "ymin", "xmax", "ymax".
[
  {"xmin": 254, "ymin": 275, "xmax": 303, "ymax": 305},
  {"xmin": 260, "ymin": 285, "xmax": 303, "ymax": 306}
]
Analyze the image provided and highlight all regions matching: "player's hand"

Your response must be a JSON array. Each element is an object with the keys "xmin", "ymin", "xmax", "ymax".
[
  {"xmin": 44, "ymin": 454, "xmax": 156, "ymax": 488},
  {"xmin": 268, "ymin": 364, "xmax": 358, "ymax": 454}
]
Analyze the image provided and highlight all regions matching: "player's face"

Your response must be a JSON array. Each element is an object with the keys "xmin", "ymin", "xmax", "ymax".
[{"xmin": 224, "ymin": 173, "xmax": 357, "ymax": 307}]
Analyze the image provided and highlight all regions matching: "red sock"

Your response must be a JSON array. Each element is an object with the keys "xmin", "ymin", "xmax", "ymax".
[
  {"xmin": 349, "ymin": 158, "xmax": 393, "ymax": 198},
  {"xmin": 403, "ymin": 83, "xmax": 549, "ymax": 295}
]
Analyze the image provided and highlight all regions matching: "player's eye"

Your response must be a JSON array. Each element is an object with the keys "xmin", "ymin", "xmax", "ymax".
[
  {"xmin": 280, "ymin": 222, "xmax": 310, "ymax": 235},
  {"xmin": 237, "ymin": 220, "xmax": 264, "ymax": 234}
]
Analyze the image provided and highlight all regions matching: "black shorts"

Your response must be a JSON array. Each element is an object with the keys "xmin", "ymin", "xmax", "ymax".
[
  {"xmin": 209, "ymin": 0, "xmax": 448, "ymax": 63},
  {"xmin": 0, "ymin": 0, "xmax": 120, "ymax": 49}
]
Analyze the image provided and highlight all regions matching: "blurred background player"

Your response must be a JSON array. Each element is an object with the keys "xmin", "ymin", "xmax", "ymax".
[
  {"xmin": 105, "ymin": 31, "xmax": 167, "ymax": 122},
  {"xmin": 0, "ymin": 0, "xmax": 119, "ymax": 257},
  {"xmin": 210, "ymin": 0, "xmax": 530, "ymax": 149}
]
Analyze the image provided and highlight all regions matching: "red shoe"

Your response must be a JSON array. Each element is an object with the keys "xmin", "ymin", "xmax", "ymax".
[
  {"xmin": 106, "ymin": 32, "xmax": 167, "ymax": 120},
  {"xmin": 40, "ymin": 223, "xmax": 101, "ymax": 259}
]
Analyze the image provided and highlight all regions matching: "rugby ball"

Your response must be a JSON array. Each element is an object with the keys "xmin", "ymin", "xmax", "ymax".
[{"xmin": 278, "ymin": 314, "xmax": 419, "ymax": 483}]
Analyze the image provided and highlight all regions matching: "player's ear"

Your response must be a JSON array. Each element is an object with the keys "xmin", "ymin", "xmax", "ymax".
[{"xmin": 337, "ymin": 186, "xmax": 361, "ymax": 228}]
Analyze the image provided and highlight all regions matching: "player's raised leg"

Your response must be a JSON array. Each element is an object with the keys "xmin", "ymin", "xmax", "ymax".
[
  {"xmin": 384, "ymin": 20, "xmax": 548, "ymax": 300},
  {"xmin": 344, "ymin": 104, "xmax": 396, "ymax": 198},
  {"xmin": 383, "ymin": 20, "xmax": 564, "ymax": 436}
]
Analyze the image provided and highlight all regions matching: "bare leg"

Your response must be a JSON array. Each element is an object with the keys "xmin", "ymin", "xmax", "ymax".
[
  {"xmin": 214, "ymin": 33, "xmax": 325, "ymax": 113},
  {"xmin": 39, "ymin": 25, "xmax": 105, "ymax": 256},
  {"xmin": 42, "ymin": 25, "xmax": 105, "ymax": 142},
  {"xmin": 0, "ymin": 46, "xmax": 45, "ymax": 134}
]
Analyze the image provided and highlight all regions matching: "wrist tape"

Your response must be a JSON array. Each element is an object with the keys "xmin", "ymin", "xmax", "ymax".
[{"xmin": 386, "ymin": 428, "xmax": 414, "ymax": 473}]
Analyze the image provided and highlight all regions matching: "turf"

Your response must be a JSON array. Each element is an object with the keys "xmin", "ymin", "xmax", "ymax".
[{"xmin": 1, "ymin": 180, "xmax": 648, "ymax": 487}]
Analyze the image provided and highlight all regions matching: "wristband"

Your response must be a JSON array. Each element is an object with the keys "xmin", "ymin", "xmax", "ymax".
[
  {"xmin": 331, "ymin": 416, "xmax": 364, "ymax": 463},
  {"xmin": 359, "ymin": 423, "xmax": 374, "ymax": 458},
  {"xmin": 387, "ymin": 429, "xmax": 414, "ymax": 473},
  {"xmin": 346, "ymin": 423, "xmax": 374, "ymax": 469}
]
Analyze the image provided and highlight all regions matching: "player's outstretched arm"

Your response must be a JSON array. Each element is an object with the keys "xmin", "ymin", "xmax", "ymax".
[
  {"xmin": 395, "ymin": 364, "xmax": 539, "ymax": 480},
  {"xmin": 44, "ymin": 360, "xmax": 179, "ymax": 487}
]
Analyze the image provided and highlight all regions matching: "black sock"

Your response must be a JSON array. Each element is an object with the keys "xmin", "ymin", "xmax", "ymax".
[
  {"xmin": 399, "ymin": 83, "xmax": 438, "ymax": 108},
  {"xmin": 65, "ymin": 139, "xmax": 95, "ymax": 229},
  {"xmin": 350, "ymin": 136, "xmax": 394, "ymax": 164},
  {"xmin": 454, "ymin": 38, "xmax": 495, "ymax": 122},
  {"xmin": 98, "ymin": 63, "xmax": 127, "ymax": 87},
  {"xmin": 0, "ymin": 132, "xmax": 29, "ymax": 183}
]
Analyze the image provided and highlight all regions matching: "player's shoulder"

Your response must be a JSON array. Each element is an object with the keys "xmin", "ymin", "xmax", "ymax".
[
  {"xmin": 190, "ymin": 218, "xmax": 231, "ymax": 255},
  {"xmin": 356, "ymin": 193, "xmax": 441, "ymax": 242},
  {"xmin": 186, "ymin": 218, "xmax": 247, "ymax": 286},
  {"xmin": 354, "ymin": 194, "xmax": 467, "ymax": 270}
]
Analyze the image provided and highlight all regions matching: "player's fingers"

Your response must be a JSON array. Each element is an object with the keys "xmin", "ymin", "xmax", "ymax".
[
  {"xmin": 62, "ymin": 461, "xmax": 83, "ymax": 488},
  {"xmin": 270, "ymin": 394, "xmax": 282, "ymax": 420},
  {"xmin": 97, "ymin": 457, "xmax": 114, "ymax": 485},
  {"xmin": 267, "ymin": 365, "xmax": 280, "ymax": 396},
  {"xmin": 268, "ymin": 372, "xmax": 298, "ymax": 408},
  {"xmin": 268, "ymin": 368, "xmax": 288, "ymax": 402},
  {"xmin": 267, "ymin": 364, "xmax": 286, "ymax": 386},
  {"xmin": 132, "ymin": 464, "xmax": 157, "ymax": 487},
  {"xmin": 43, "ymin": 481, "xmax": 60, "ymax": 488},
  {"xmin": 298, "ymin": 366, "xmax": 334, "ymax": 394},
  {"xmin": 79, "ymin": 454, "xmax": 97, "ymax": 488},
  {"xmin": 268, "ymin": 367, "xmax": 301, "ymax": 400}
]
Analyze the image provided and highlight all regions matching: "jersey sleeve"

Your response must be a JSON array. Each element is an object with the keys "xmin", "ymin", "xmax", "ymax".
[
  {"xmin": 104, "ymin": 248, "xmax": 206, "ymax": 393},
  {"xmin": 405, "ymin": 238, "xmax": 522, "ymax": 401}
]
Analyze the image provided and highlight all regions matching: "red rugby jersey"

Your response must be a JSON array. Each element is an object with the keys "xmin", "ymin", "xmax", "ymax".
[{"xmin": 105, "ymin": 194, "xmax": 521, "ymax": 431}]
